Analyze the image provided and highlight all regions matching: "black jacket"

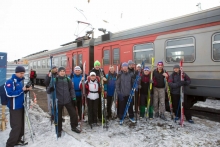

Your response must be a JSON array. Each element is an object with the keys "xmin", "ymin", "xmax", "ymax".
[
  {"xmin": 140, "ymin": 74, "xmax": 150, "ymax": 95},
  {"xmin": 168, "ymin": 71, "xmax": 191, "ymax": 94},
  {"xmin": 153, "ymin": 69, "xmax": 169, "ymax": 88},
  {"xmin": 89, "ymin": 68, "xmax": 106, "ymax": 77}
]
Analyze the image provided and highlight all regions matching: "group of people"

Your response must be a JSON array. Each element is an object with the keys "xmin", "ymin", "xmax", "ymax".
[{"xmin": 3, "ymin": 59, "xmax": 194, "ymax": 146}]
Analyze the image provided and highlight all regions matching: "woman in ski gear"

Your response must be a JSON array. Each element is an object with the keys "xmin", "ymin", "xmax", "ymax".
[
  {"xmin": 116, "ymin": 62, "xmax": 136, "ymax": 124},
  {"xmin": 80, "ymin": 72, "xmax": 100, "ymax": 128},
  {"xmin": 153, "ymin": 61, "xmax": 169, "ymax": 120},
  {"xmin": 105, "ymin": 65, "xmax": 117, "ymax": 119},
  {"xmin": 168, "ymin": 65, "xmax": 193, "ymax": 123},
  {"xmin": 49, "ymin": 67, "xmax": 80, "ymax": 136},
  {"xmin": 89, "ymin": 60, "xmax": 106, "ymax": 121},
  {"xmin": 139, "ymin": 67, "xmax": 150, "ymax": 118},
  {"xmin": 5, "ymin": 66, "xmax": 31, "ymax": 147}
]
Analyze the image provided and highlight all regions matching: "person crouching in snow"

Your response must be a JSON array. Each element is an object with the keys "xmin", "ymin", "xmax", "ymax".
[
  {"xmin": 49, "ymin": 67, "xmax": 80, "ymax": 137},
  {"xmin": 80, "ymin": 72, "xmax": 100, "ymax": 129},
  {"xmin": 116, "ymin": 62, "xmax": 136, "ymax": 124},
  {"xmin": 139, "ymin": 66, "xmax": 150, "ymax": 118}
]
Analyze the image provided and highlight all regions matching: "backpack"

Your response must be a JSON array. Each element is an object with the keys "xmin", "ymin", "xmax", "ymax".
[{"xmin": 0, "ymin": 81, "xmax": 16, "ymax": 105}]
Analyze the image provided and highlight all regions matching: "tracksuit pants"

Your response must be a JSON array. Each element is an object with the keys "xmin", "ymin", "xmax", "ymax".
[
  {"xmin": 118, "ymin": 96, "xmax": 134, "ymax": 120},
  {"xmin": 87, "ymin": 98, "xmax": 98, "ymax": 125}
]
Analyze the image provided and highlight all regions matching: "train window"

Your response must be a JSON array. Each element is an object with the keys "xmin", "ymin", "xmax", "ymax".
[
  {"xmin": 212, "ymin": 33, "xmax": 220, "ymax": 61},
  {"xmin": 33, "ymin": 61, "xmax": 37, "ymax": 69},
  {"xmin": 61, "ymin": 56, "xmax": 67, "ymax": 67},
  {"xmin": 72, "ymin": 55, "xmax": 77, "ymax": 67},
  {"xmin": 37, "ymin": 60, "xmax": 41, "ymax": 68},
  {"xmin": 29, "ymin": 62, "xmax": 33, "ymax": 69},
  {"xmin": 113, "ymin": 48, "xmax": 120, "ymax": 65},
  {"xmin": 166, "ymin": 37, "xmax": 195, "ymax": 63},
  {"xmin": 47, "ymin": 59, "xmax": 51, "ymax": 68},
  {"xmin": 133, "ymin": 43, "xmax": 154, "ymax": 64},
  {"xmin": 42, "ymin": 60, "xmax": 46, "ymax": 68},
  {"xmin": 103, "ymin": 50, "xmax": 110, "ymax": 65},
  {"xmin": 78, "ymin": 54, "xmax": 83, "ymax": 66},
  {"xmin": 53, "ymin": 58, "xmax": 58, "ymax": 66}
]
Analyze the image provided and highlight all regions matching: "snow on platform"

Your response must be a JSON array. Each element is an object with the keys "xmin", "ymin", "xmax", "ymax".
[
  {"xmin": 1, "ymin": 103, "xmax": 220, "ymax": 147},
  {"xmin": 194, "ymin": 99, "xmax": 220, "ymax": 110}
]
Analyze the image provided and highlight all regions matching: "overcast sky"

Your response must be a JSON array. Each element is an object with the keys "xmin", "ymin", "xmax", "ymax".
[{"xmin": 0, "ymin": 0, "xmax": 220, "ymax": 61}]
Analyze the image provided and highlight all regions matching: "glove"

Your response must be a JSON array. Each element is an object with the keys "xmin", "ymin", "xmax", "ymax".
[
  {"xmin": 49, "ymin": 87, "xmax": 55, "ymax": 92},
  {"xmin": 72, "ymin": 98, "xmax": 77, "ymax": 107},
  {"xmin": 118, "ymin": 93, "xmax": 124, "ymax": 102}
]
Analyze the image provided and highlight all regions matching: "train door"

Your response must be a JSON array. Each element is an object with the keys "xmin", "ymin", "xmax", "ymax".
[
  {"xmin": 72, "ymin": 51, "xmax": 83, "ymax": 70},
  {"xmin": 103, "ymin": 45, "xmax": 120, "ymax": 73}
]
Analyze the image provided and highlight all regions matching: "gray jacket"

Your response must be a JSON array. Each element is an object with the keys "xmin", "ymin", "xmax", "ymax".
[
  {"xmin": 116, "ymin": 71, "xmax": 134, "ymax": 96},
  {"xmin": 54, "ymin": 76, "xmax": 76, "ymax": 105}
]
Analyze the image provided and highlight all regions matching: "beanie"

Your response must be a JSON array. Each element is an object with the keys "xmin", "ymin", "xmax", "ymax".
[
  {"xmin": 94, "ymin": 60, "xmax": 101, "ymax": 66},
  {"xmin": 157, "ymin": 61, "xmax": 164, "ymax": 66},
  {"xmin": 122, "ymin": 62, "xmax": 128, "ymax": 67},
  {"xmin": 128, "ymin": 60, "xmax": 135, "ymax": 66},
  {"xmin": 144, "ymin": 66, "xmax": 150, "ymax": 71},
  {"xmin": 58, "ymin": 67, "xmax": 66, "ymax": 72},
  {"xmin": 15, "ymin": 66, "xmax": 25, "ymax": 73},
  {"xmin": 136, "ymin": 64, "xmax": 141, "ymax": 67},
  {"xmin": 52, "ymin": 65, "xmax": 57, "ymax": 69},
  {"xmin": 90, "ymin": 72, "xmax": 96, "ymax": 76},
  {"xmin": 173, "ymin": 64, "xmax": 180, "ymax": 69},
  {"xmin": 74, "ymin": 66, "xmax": 81, "ymax": 71}
]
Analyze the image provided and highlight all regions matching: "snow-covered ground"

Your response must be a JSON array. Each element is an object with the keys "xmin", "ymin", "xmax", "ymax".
[
  {"xmin": 194, "ymin": 99, "xmax": 220, "ymax": 110},
  {"xmin": 1, "ymin": 102, "xmax": 220, "ymax": 147}
]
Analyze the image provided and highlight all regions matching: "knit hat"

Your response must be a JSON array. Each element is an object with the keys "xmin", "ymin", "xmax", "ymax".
[
  {"xmin": 173, "ymin": 64, "xmax": 180, "ymax": 69},
  {"xmin": 90, "ymin": 72, "xmax": 96, "ymax": 76},
  {"xmin": 128, "ymin": 60, "xmax": 135, "ymax": 66},
  {"xmin": 52, "ymin": 65, "xmax": 57, "ymax": 69},
  {"xmin": 58, "ymin": 67, "xmax": 66, "ymax": 72},
  {"xmin": 74, "ymin": 66, "xmax": 81, "ymax": 71},
  {"xmin": 136, "ymin": 64, "xmax": 141, "ymax": 67},
  {"xmin": 15, "ymin": 66, "xmax": 25, "ymax": 73},
  {"xmin": 94, "ymin": 60, "xmax": 101, "ymax": 66},
  {"xmin": 122, "ymin": 62, "xmax": 128, "ymax": 67},
  {"xmin": 144, "ymin": 66, "xmax": 150, "ymax": 71},
  {"xmin": 157, "ymin": 61, "xmax": 163, "ymax": 66}
]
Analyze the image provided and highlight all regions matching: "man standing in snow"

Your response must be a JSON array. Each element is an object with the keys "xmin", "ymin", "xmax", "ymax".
[
  {"xmin": 168, "ymin": 65, "xmax": 193, "ymax": 123},
  {"xmin": 116, "ymin": 62, "xmax": 136, "ymax": 124},
  {"xmin": 5, "ymin": 66, "xmax": 32, "ymax": 147},
  {"xmin": 153, "ymin": 61, "xmax": 169, "ymax": 120},
  {"xmin": 29, "ymin": 68, "xmax": 37, "ymax": 88},
  {"xmin": 49, "ymin": 67, "xmax": 80, "ymax": 136}
]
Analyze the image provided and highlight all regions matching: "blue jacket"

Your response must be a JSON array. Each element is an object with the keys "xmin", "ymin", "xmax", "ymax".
[
  {"xmin": 106, "ymin": 72, "xmax": 117, "ymax": 96},
  {"xmin": 72, "ymin": 74, "xmax": 82, "ymax": 97},
  {"xmin": 4, "ymin": 74, "xmax": 25, "ymax": 110}
]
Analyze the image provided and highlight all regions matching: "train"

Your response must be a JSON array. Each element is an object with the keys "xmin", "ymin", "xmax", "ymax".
[{"xmin": 22, "ymin": 6, "xmax": 220, "ymax": 102}]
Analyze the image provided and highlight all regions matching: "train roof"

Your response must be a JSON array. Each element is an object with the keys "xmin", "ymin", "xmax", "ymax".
[
  {"xmin": 23, "ymin": 39, "xmax": 94, "ymax": 60},
  {"xmin": 94, "ymin": 6, "xmax": 220, "ymax": 45}
]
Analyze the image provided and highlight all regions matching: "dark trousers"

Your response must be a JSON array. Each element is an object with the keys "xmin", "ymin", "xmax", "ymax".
[
  {"xmin": 172, "ymin": 94, "xmax": 192, "ymax": 120},
  {"xmin": 134, "ymin": 91, "xmax": 139, "ymax": 113},
  {"xmin": 98, "ymin": 92, "xmax": 101, "ymax": 119},
  {"xmin": 107, "ymin": 96, "xmax": 113, "ymax": 118},
  {"xmin": 58, "ymin": 102, "xmax": 78, "ymax": 133},
  {"xmin": 140, "ymin": 94, "xmax": 147, "ymax": 106},
  {"xmin": 87, "ymin": 98, "xmax": 98, "ymax": 125},
  {"xmin": 30, "ymin": 78, "xmax": 35, "ymax": 87},
  {"xmin": 75, "ymin": 96, "xmax": 82, "ymax": 120},
  {"xmin": 6, "ymin": 108, "xmax": 24, "ymax": 147},
  {"xmin": 119, "ymin": 96, "xmax": 134, "ymax": 119}
]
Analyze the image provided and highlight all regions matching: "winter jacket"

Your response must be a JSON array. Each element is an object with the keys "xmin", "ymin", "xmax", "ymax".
[
  {"xmin": 106, "ymin": 72, "xmax": 117, "ymax": 96},
  {"xmin": 90, "ymin": 68, "xmax": 106, "ymax": 78},
  {"xmin": 54, "ymin": 76, "xmax": 76, "ymax": 105},
  {"xmin": 44, "ymin": 72, "xmax": 57, "ymax": 94},
  {"xmin": 4, "ymin": 74, "xmax": 24, "ymax": 110},
  {"xmin": 153, "ymin": 69, "xmax": 169, "ymax": 88},
  {"xmin": 80, "ymin": 77, "xmax": 100, "ymax": 100},
  {"xmin": 140, "ymin": 74, "xmax": 150, "ymax": 95},
  {"xmin": 71, "ymin": 74, "xmax": 82, "ymax": 97},
  {"xmin": 116, "ymin": 71, "xmax": 134, "ymax": 97},
  {"xmin": 30, "ymin": 70, "xmax": 36, "ymax": 79},
  {"xmin": 168, "ymin": 71, "xmax": 191, "ymax": 94}
]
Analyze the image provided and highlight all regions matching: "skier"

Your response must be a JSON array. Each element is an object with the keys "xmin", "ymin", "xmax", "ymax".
[
  {"xmin": 71, "ymin": 66, "xmax": 86, "ymax": 121},
  {"xmin": 105, "ymin": 65, "xmax": 117, "ymax": 119},
  {"xmin": 116, "ymin": 62, "xmax": 136, "ymax": 124},
  {"xmin": 139, "ymin": 67, "xmax": 150, "ymax": 118},
  {"xmin": 153, "ymin": 61, "xmax": 169, "ymax": 120},
  {"xmin": 89, "ymin": 60, "xmax": 107, "ymax": 121},
  {"xmin": 44, "ymin": 65, "xmax": 57, "ymax": 115},
  {"xmin": 29, "ymin": 68, "xmax": 37, "ymax": 88},
  {"xmin": 80, "ymin": 72, "xmax": 100, "ymax": 128},
  {"xmin": 49, "ymin": 67, "xmax": 81, "ymax": 136},
  {"xmin": 168, "ymin": 65, "xmax": 194, "ymax": 123},
  {"xmin": 5, "ymin": 66, "xmax": 31, "ymax": 147}
]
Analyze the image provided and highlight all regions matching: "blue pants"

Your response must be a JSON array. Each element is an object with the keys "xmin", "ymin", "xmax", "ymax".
[{"xmin": 118, "ymin": 96, "xmax": 134, "ymax": 119}]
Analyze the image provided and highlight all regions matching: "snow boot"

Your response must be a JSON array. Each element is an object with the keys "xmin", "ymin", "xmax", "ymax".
[
  {"xmin": 187, "ymin": 119, "xmax": 194, "ymax": 124},
  {"xmin": 15, "ymin": 140, "xmax": 28, "ymax": 146},
  {"xmin": 160, "ymin": 113, "xmax": 167, "ymax": 121},
  {"xmin": 129, "ymin": 117, "xmax": 136, "ymax": 123},
  {"xmin": 71, "ymin": 127, "xmax": 81, "ymax": 133}
]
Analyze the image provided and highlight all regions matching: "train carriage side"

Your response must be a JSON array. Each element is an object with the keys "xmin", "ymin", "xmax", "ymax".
[{"xmin": 94, "ymin": 6, "xmax": 220, "ymax": 99}]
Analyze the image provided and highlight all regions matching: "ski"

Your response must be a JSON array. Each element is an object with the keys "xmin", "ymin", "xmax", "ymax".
[
  {"xmin": 180, "ymin": 59, "xmax": 184, "ymax": 127},
  {"xmin": 113, "ymin": 65, "xmax": 119, "ymax": 119},
  {"xmin": 80, "ymin": 61, "xmax": 86, "ymax": 131},
  {"xmin": 146, "ymin": 57, "xmax": 154, "ymax": 120}
]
